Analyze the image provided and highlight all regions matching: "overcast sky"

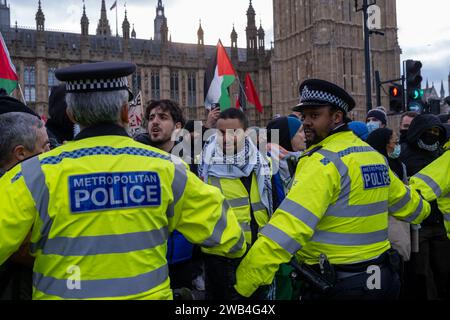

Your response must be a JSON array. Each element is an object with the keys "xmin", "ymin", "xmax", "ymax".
[{"xmin": 6, "ymin": 0, "xmax": 450, "ymax": 96}]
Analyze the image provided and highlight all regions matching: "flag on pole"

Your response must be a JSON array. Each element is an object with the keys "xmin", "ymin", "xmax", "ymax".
[
  {"xmin": 0, "ymin": 32, "xmax": 18, "ymax": 95},
  {"xmin": 204, "ymin": 40, "xmax": 236, "ymax": 111},
  {"xmin": 245, "ymin": 73, "xmax": 263, "ymax": 113},
  {"xmin": 110, "ymin": 1, "xmax": 117, "ymax": 10}
]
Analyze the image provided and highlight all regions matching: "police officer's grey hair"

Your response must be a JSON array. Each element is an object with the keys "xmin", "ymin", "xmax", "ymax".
[
  {"xmin": 66, "ymin": 90, "xmax": 129, "ymax": 127},
  {"xmin": 0, "ymin": 112, "xmax": 43, "ymax": 169}
]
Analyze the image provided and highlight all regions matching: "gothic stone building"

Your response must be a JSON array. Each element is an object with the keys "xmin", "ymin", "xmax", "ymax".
[
  {"xmin": 272, "ymin": 0, "xmax": 402, "ymax": 123},
  {"xmin": 0, "ymin": 0, "xmax": 272, "ymax": 127},
  {"xmin": 1, "ymin": 0, "xmax": 405, "ymax": 126}
]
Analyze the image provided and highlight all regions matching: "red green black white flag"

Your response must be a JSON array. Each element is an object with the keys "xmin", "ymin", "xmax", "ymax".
[
  {"xmin": 0, "ymin": 32, "xmax": 18, "ymax": 95},
  {"xmin": 204, "ymin": 40, "xmax": 236, "ymax": 111}
]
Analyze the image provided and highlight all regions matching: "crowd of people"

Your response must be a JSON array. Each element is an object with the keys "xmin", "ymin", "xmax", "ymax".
[{"xmin": 0, "ymin": 62, "xmax": 449, "ymax": 301}]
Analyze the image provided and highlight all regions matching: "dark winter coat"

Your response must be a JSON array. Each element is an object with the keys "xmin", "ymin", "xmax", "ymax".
[{"xmin": 400, "ymin": 114, "xmax": 447, "ymax": 226}]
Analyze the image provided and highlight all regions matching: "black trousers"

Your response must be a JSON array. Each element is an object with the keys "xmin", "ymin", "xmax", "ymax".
[
  {"xmin": 402, "ymin": 224, "xmax": 450, "ymax": 300},
  {"xmin": 301, "ymin": 264, "xmax": 401, "ymax": 301},
  {"xmin": 168, "ymin": 260, "xmax": 194, "ymax": 290}
]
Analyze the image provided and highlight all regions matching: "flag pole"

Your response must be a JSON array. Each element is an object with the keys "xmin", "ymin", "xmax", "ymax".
[
  {"xmin": 236, "ymin": 75, "xmax": 248, "ymax": 112},
  {"xmin": 17, "ymin": 83, "xmax": 27, "ymax": 106}
]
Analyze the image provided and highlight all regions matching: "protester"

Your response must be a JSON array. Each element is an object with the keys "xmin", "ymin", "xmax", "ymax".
[
  {"xmin": 0, "ymin": 111, "xmax": 50, "ymax": 300},
  {"xmin": 135, "ymin": 100, "xmax": 199, "ymax": 296},
  {"xmin": 399, "ymin": 111, "xmax": 419, "ymax": 144},
  {"xmin": 366, "ymin": 128, "xmax": 411, "ymax": 295},
  {"xmin": 366, "ymin": 107, "xmax": 388, "ymax": 134},
  {"xmin": 348, "ymin": 121, "xmax": 369, "ymax": 141},
  {"xmin": 199, "ymin": 108, "xmax": 272, "ymax": 299},
  {"xmin": 267, "ymin": 116, "xmax": 305, "ymax": 208},
  {"xmin": 46, "ymin": 85, "xmax": 75, "ymax": 148}
]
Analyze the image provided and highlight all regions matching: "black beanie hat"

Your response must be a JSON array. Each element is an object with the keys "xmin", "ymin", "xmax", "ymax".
[{"xmin": 366, "ymin": 128, "xmax": 393, "ymax": 157}]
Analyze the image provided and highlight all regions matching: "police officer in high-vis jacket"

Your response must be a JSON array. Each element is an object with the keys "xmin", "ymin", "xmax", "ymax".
[
  {"xmin": 0, "ymin": 62, "xmax": 246, "ymax": 300},
  {"xmin": 410, "ymin": 146, "xmax": 450, "ymax": 240},
  {"xmin": 234, "ymin": 79, "xmax": 431, "ymax": 300}
]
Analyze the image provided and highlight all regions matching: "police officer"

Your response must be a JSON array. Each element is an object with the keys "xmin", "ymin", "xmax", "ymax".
[
  {"xmin": 234, "ymin": 79, "xmax": 431, "ymax": 300},
  {"xmin": 0, "ymin": 62, "xmax": 246, "ymax": 300},
  {"xmin": 410, "ymin": 142, "xmax": 450, "ymax": 299}
]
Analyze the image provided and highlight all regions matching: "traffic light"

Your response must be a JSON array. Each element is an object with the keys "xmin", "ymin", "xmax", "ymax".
[
  {"xmin": 405, "ymin": 60, "xmax": 424, "ymax": 112},
  {"xmin": 389, "ymin": 84, "xmax": 404, "ymax": 113}
]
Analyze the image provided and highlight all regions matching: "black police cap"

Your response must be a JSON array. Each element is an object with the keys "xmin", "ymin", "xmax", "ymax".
[
  {"xmin": 293, "ymin": 79, "xmax": 356, "ymax": 114},
  {"xmin": 55, "ymin": 62, "xmax": 136, "ymax": 101}
]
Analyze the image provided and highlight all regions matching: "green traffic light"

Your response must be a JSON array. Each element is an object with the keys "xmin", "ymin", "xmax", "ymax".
[{"xmin": 411, "ymin": 89, "xmax": 424, "ymax": 100}]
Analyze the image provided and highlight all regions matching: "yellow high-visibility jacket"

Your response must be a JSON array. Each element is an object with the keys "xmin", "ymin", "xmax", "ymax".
[
  {"xmin": 0, "ymin": 133, "xmax": 246, "ymax": 300},
  {"xmin": 208, "ymin": 174, "xmax": 270, "ymax": 246},
  {"xmin": 235, "ymin": 131, "xmax": 430, "ymax": 297},
  {"xmin": 410, "ymin": 149, "xmax": 450, "ymax": 239}
]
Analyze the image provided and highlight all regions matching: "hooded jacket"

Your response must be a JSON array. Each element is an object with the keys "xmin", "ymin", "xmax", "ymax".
[
  {"xmin": 400, "ymin": 114, "xmax": 446, "ymax": 177},
  {"xmin": 400, "ymin": 114, "xmax": 447, "ymax": 226},
  {"xmin": 367, "ymin": 128, "xmax": 406, "ymax": 182}
]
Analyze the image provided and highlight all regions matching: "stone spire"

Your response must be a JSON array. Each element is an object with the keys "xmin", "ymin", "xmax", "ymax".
[
  {"xmin": 122, "ymin": 8, "xmax": 130, "ymax": 39},
  {"xmin": 96, "ymin": 0, "xmax": 111, "ymax": 36},
  {"xmin": 154, "ymin": 0, "xmax": 167, "ymax": 41},
  {"xmin": 160, "ymin": 18, "xmax": 168, "ymax": 43},
  {"xmin": 36, "ymin": 0, "xmax": 45, "ymax": 31},
  {"xmin": 81, "ymin": 1, "xmax": 89, "ymax": 36},
  {"xmin": 131, "ymin": 24, "xmax": 136, "ymax": 39},
  {"xmin": 230, "ymin": 23, "xmax": 238, "ymax": 60},
  {"xmin": 258, "ymin": 20, "xmax": 265, "ymax": 53},
  {"xmin": 197, "ymin": 19, "xmax": 204, "ymax": 45},
  {"xmin": 441, "ymin": 80, "xmax": 445, "ymax": 99},
  {"xmin": 246, "ymin": 0, "xmax": 258, "ymax": 59}
]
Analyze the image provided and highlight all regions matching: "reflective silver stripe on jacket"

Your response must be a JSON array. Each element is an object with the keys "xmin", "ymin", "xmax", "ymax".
[
  {"xmin": 278, "ymin": 199, "xmax": 320, "ymax": 230},
  {"xmin": 228, "ymin": 232, "xmax": 246, "ymax": 254},
  {"xmin": 260, "ymin": 224, "xmax": 302, "ymax": 254},
  {"xmin": 415, "ymin": 173, "xmax": 442, "ymax": 198},
  {"xmin": 210, "ymin": 177, "xmax": 222, "ymax": 190},
  {"xmin": 229, "ymin": 198, "xmax": 250, "ymax": 208},
  {"xmin": 39, "ymin": 227, "xmax": 169, "ymax": 256},
  {"xmin": 167, "ymin": 162, "xmax": 188, "ymax": 218},
  {"xmin": 389, "ymin": 188, "xmax": 412, "ymax": 214},
  {"xmin": 403, "ymin": 197, "xmax": 425, "ymax": 223},
  {"xmin": 201, "ymin": 201, "xmax": 229, "ymax": 248},
  {"xmin": 33, "ymin": 264, "xmax": 169, "ymax": 299},
  {"xmin": 240, "ymin": 222, "xmax": 251, "ymax": 233},
  {"xmin": 317, "ymin": 148, "xmax": 388, "ymax": 218},
  {"xmin": 310, "ymin": 229, "xmax": 388, "ymax": 246},
  {"xmin": 22, "ymin": 156, "xmax": 53, "ymax": 252},
  {"xmin": 251, "ymin": 202, "xmax": 266, "ymax": 212}
]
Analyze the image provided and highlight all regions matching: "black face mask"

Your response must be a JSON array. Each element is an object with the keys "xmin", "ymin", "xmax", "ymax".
[
  {"xmin": 421, "ymin": 132, "xmax": 440, "ymax": 146},
  {"xmin": 399, "ymin": 130, "xmax": 408, "ymax": 143}
]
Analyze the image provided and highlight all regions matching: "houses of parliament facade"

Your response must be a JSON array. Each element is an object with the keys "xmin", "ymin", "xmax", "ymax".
[{"xmin": 0, "ymin": 0, "xmax": 401, "ymax": 126}]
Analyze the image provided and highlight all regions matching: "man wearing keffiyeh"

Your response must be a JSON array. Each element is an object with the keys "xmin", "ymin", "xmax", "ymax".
[{"xmin": 198, "ymin": 108, "xmax": 273, "ymax": 300}]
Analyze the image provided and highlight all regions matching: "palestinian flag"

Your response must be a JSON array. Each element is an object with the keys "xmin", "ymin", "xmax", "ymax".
[
  {"xmin": 0, "ymin": 32, "xmax": 18, "ymax": 95},
  {"xmin": 204, "ymin": 40, "xmax": 236, "ymax": 110}
]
